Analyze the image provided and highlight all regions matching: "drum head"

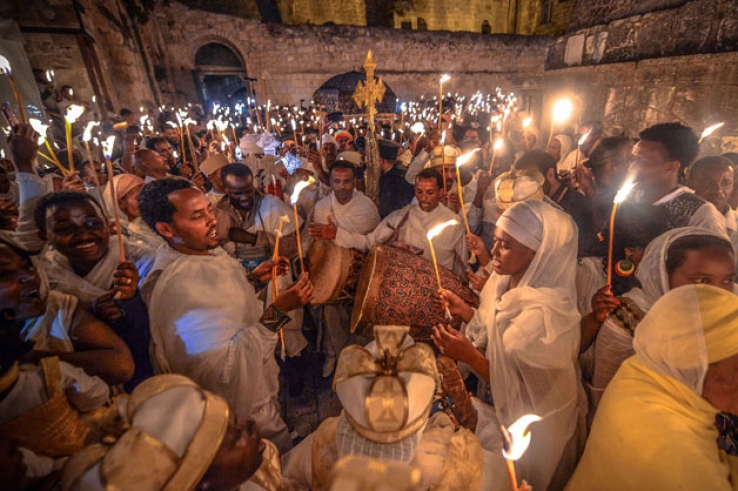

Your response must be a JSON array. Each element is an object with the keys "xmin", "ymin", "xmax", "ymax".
[{"xmin": 308, "ymin": 241, "xmax": 351, "ymax": 304}]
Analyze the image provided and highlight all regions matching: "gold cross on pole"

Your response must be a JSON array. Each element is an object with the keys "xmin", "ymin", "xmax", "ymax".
[{"xmin": 353, "ymin": 51, "xmax": 386, "ymax": 123}]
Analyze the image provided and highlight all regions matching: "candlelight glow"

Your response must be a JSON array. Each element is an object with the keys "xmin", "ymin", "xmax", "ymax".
[
  {"xmin": 290, "ymin": 176, "xmax": 316, "ymax": 206},
  {"xmin": 522, "ymin": 117, "xmax": 532, "ymax": 129},
  {"xmin": 101, "ymin": 135, "xmax": 116, "ymax": 159},
  {"xmin": 494, "ymin": 138, "xmax": 504, "ymax": 151},
  {"xmin": 501, "ymin": 414, "xmax": 542, "ymax": 461},
  {"xmin": 0, "ymin": 55, "xmax": 11, "ymax": 75},
  {"xmin": 427, "ymin": 219, "xmax": 459, "ymax": 241},
  {"xmin": 411, "ymin": 122, "xmax": 425, "ymax": 134},
  {"xmin": 551, "ymin": 98, "xmax": 573, "ymax": 124},
  {"xmin": 64, "ymin": 104, "xmax": 85, "ymax": 124},
  {"xmin": 613, "ymin": 178, "xmax": 637, "ymax": 204},
  {"xmin": 456, "ymin": 149, "xmax": 480, "ymax": 168},
  {"xmin": 701, "ymin": 122, "xmax": 724, "ymax": 139},
  {"xmin": 29, "ymin": 118, "xmax": 48, "ymax": 137},
  {"xmin": 440, "ymin": 74, "xmax": 451, "ymax": 84},
  {"xmin": 82, "ymin": 121, "xmax": 99, "ymax": 142},
  {"xmin": 578, "ymin": 129, "xmax": 592, "ymax": 146}
]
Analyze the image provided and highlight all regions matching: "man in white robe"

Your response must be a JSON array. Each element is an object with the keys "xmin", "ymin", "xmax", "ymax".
[
  {"xmin": 335, "ymin": 168, "xmax": 468, "ymax": 278},
  {"xmin": 307, "ymin": 161, "xmax": 380, "ymax": 376},
  {"xmin": 138, "ymin": 178, "xmax": 314, "ymax": 453}
]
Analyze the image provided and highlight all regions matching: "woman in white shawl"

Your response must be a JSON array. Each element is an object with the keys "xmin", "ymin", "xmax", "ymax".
[
  {"xmin": 583, "ymin": 227, "xmax": 735, "ymax": 407},
  {"xmin": 432, "ymin": 200, "xmax": 584, "ymax": 491},
  {"xmin": 547, "ymin": 134, "xmax": 574, "ymax": 168}
]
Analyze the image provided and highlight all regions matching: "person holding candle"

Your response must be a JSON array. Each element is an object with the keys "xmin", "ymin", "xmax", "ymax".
[
  {"xmin": 546, "ymin": 134, "xmax": 574, "ymax": 168},
  {"xmin": 566, "ymin": 284, "xmax": 738, "ymax": 491},
  {"xmin": 338, "ymin": 167, "xmax": 468, "ymax": 277},
  {"xmin": 431, "ymin": 200, "xmax": 584, "ymax": 491},
  {"xmin": 629, "ymin": 122, "xmax": 727, "ymax": 236},
  {"xmin": 556, "ymin": 121, "xmax": 603, "ymax": 176},
  {"xmin": 378, "ymin": 138, "xmax": 415, "ymax": 219},
  {"xmin": 132, "ymin": 148, "xmax": 171, "ymax": 183},
  {"xmin": 579, "ymin": 227, "xmax": 735, "ymax": 410},
  {"xmin": 138, "ymin": 177, "xmax": 313, "ymax": 453}
]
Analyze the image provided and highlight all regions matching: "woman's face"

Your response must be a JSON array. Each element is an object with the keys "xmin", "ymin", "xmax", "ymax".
[
  {"xmin": 546, "ymin": 139, "xmax": 562, "ymax": 161},
  {"xmin": 703, "ymin": 352, "xmax": 738, "ymax": 414},
  {"xmin": 490, "ymin": 228, "xmax": 536, "ymax": 280},
  {"xmin": 0, "ymin": 245, "xmax": 45, "ymax": 321},
  {"xmin": 669, "ymin": 247, "xmax": 736, "ymax": 291},
  {"xmin": 119, "ymin": 185, "xmax": 143, "ymax": 221}
]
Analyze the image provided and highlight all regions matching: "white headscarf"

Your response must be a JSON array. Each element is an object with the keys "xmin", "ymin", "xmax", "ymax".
[
  {"xmin": 553, "ymin": 134, "xmax": 574, "ymax": 164},
  {"xmin": 628, "ymin": 227, "xmax": 731, "ymax": 311}
]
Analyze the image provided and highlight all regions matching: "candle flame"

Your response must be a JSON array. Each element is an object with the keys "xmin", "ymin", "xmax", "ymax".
[
  {"xmin": 440, "ymin": 74, "xmax": 451, "ymax": 84},
  {"xmin": 101, "ymin": 135, "xmax": 116, "ymax": 159},
  {"xmin": 0, "ymin": 55, "xmax": 11, "ymax": 75},
  {"xmin": 441, "ymin": 130, "xmax": 447, "ymax": 145},
  {"xmin": 290, "ymin": 176, "xmax": 315, "ymax": 205},
  {"xmin": 456, "ymin": 149, "xmax": 480, "ymax": 168},
  {"xmin": 29, "ymin": 118, "xmax": 49, "ymax": 137},
  {"xmin": 65, "ymin": 104, "xmax": 85, "ymax": 124},
  {"xmin": 82, "ymin": 121, "xmax": 99, "ymax": 142},
  {"xmin": 427, "ymin": 219, "xmax": 459, "ymax": 241},
  {"xmin": 578, "ymin": 129, "xmax": 592, "ymax": 146},
  {"xmin": 411, "ymin": 122, "xmax": 425, "ymax": 135},
  {"xmin": 501, "ymin": 414, "xmax": 542, "ymax": 461},
  {"xmin": 551, "ymin": 98, "xmax": 573, "ymax": 124},
  {"xmin": 522, "ymin": 117, "xmax": 532, "ymax": 129},
  {"xmin": 613, "ymin": 178, "xmax": 637, "ymax": 204},
  {"xmin": 701, "ymin": 122, "xmax": 724, "ymax": 139},
  {"xmin": 494, "ymin": 138, "xmax": 504, "ymax": 151}
]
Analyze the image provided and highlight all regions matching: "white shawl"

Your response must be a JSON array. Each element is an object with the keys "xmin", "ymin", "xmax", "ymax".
[
  {"xmin": 469, "ymin": 201, "xmax": 583, "ymax": 491},
  {"xmin": 313, "ymin": 191, "xmax": 380, "ymax": 235}
]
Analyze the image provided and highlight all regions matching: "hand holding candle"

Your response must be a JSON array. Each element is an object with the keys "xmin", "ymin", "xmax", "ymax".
[
  {"xmin": 501, "ymin": 414, "xmax": 542, "ymax": 491},
  {"xmin": 427, "ymin": 219, "xmax": 459, "ymax": 320}
]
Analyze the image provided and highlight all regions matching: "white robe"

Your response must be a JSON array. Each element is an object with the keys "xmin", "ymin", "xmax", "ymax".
[
  {"xmin": 334, "ymin": 203, "xmax": 468, "ymax": 277},
  {"xmin": 312, "ymin": 190, "xmax": 380, "ymax": 236},
  {"xmin": 141, "ymin": 244, "xmax": 289, "ymax": 450},
  {"xmin": 20, "ymin": 291, "xmax": 78, "ymax": 353},
  {"xmin": 469, "ymin": 201, "xmax": 584, "ymax": 491}
]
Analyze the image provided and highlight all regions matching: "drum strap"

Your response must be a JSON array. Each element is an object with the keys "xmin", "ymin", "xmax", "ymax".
[{"xmin": 388, "ymin": 210, "xmax": 412, "ymax": 244}]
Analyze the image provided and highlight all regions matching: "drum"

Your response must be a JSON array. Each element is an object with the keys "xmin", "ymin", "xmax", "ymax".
[
  {"xmin": 307, "ymin": 240, "xmax": 365, "ymax": 305},
  {"xmin": 351, "ymin": 244, "xmax": 479, "ymax": 341}
]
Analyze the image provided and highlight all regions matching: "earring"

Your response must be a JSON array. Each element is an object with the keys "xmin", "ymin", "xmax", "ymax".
[{"xmin": 615, "ymin": 259, "xmax": 635, "ymax": 277}]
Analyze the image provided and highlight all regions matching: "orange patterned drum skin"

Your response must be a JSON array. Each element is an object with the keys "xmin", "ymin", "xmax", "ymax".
[
  {"xmin": 308, "ymin": 240, "xmax": 365, "ymax": 305},
  {"xmin": 351, "ymin": 244, "xmax": 480, "ymax": 341}
]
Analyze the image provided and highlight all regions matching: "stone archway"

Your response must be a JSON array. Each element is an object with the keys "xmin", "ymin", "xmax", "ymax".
[{"xmin": 192, "ymin": 41, "xmax": 251, "ymax": 110}]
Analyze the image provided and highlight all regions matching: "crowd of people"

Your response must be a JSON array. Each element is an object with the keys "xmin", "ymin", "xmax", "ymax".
[{"xmin": 1, "ymin": 86, "xmax": 738, "ymax": 491}]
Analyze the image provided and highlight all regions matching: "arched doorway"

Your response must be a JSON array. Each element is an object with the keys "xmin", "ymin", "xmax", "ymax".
[{"xmin": 193, "ymin": 42, "xmax": 251, "ymax": 111}]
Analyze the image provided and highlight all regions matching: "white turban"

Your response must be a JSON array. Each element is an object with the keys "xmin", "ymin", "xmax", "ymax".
[
  {"xmin": 322, "ymin": 133, "xmax": 338, "ymax": 146},
  {"xmin": 496, "ymin": 201, "xmax": 544, "ymax": 251}
]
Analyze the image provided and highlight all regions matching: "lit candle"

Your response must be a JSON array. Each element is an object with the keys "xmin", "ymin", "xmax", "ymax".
[
  {"xmin": 489, "ymin": 138, "xmax": 503, "ymax": 175},
  {"xmin": 438, "ymin": 74, "xmax": 450, "ymax": 129},
  {"xmin": 64, "ymin": 104, "xmax": 85, "ymax": 172},
  {"xmin": 699, "ymin": 122, "xmax": 725, "ymax": 144},
  {"xmin": 427, "ymin": 219, "xmax": 459, "ymax": 320},
  {"xmin": 0, "ymin": 55, "xmax": 27, "ymax": 123},
  {"xmin": 183, "ymin": 118, "xmax": 199, "ymax": 170},
  {"xmin": 30, "ymin": 118, "xmax": 67, "ymax": 175},
  {"xmin": 455, "ymin": 150, "xmax": 479, "ymax": 236},
  {"xmin": 290, "ymin": 177, "xmax": 315, "ymax": 274},
  {"xmin": 82, "ymin": 121, "xmax": 109, "ymax": 220},
  {"xmin": 547, "ymin": 98, "xmax": 572, "ymax": 148},
  {"xmin": 606, "ymin": 178, "xmax": 637, "ymax": 286},
  {"xmin": 101, "ymin": 135, "xmax": 126, "ymax": 263},
  {"xmin": 272, "ymin": 214, "xmax": 291, "ymax": 360},
  {"xmin": 501, "ymin": 414, "xmax": 542, "ymax": 491}
]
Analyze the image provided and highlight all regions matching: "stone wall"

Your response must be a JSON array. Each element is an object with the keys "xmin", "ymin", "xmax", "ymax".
[
  {"xmin": 278, "ymin": 0, "xmax": 367, "ymax": 26},
  {"xmin": 516, "ymin": 0, "xmax": 577, "ymax": 36},
  {"xmin": 154, "ymin": 1, "xmax": 552, "ymax": 108},
  {"xmin": 569, "ymin": 0, "xmax": 689, "ymax": 30},
  {"xmin": 392, "ymin": 0, "xmax": 508, "ymax": 34}
]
